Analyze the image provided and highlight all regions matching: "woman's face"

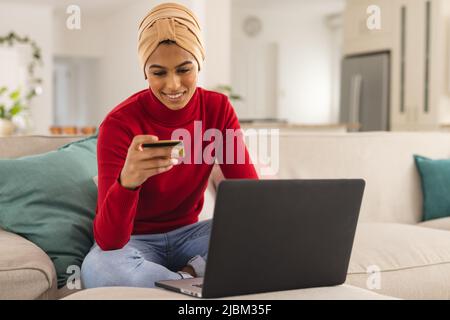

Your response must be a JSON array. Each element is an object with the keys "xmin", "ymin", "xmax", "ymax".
[{"xmin": 145, "ymin": 43, "xmax": 199, "ymax": 110}]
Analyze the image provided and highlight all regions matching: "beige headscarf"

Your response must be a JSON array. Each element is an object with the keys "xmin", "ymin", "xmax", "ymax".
[{"xmin": 138, "ymin": 2, "xmax": 205, "ymax": 79}]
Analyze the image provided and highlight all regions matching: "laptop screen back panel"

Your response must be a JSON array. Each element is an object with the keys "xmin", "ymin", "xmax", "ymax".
[{"xmin": 202, "ymin": 179, "xmax": 365, "ymax": 298}]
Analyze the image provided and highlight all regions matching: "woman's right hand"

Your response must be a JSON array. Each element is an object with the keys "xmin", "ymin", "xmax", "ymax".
[{"xmin": 119, "ymin": 135, "xmax": 178, "ymax": 190}]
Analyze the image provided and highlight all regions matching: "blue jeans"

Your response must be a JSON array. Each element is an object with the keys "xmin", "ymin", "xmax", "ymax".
[{"xmin": 81, "ymin": 219, "xmax": 212, "ymax": 289}]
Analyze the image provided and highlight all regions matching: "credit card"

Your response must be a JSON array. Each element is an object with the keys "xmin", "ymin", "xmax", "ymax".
[
  {"xmin": 142, "ymin": 140, "xmax": 184, "ymax": 157},
  {"xmin": 142, "ymin": 140, "xmax": 181, "ymax": 148}
]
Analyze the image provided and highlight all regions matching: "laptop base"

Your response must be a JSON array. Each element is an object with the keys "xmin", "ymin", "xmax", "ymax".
[{"xmin": 156, "ymin": 278, "xmax": 204, "ymax": 298}]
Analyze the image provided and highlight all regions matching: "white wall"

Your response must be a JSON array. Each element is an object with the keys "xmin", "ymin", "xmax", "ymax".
[
  {"xmin": 232, "ymin": 0, "xmax": 345, "ymax": 124},
  {"xmin": 94, "ymin": 0, "xmax": 157, "ymax": 125},
  {"xmin": 0, "ymin": 47, "xmax": 25, "ymax": 92},
  {"xmin": 53, "ymin": 12, "xmax": 104, "ymax": 58},
  {"xmin": 203, "ymin": 0, "xmax": 231, "ymax": 89},
  {"xmin": 0, "ymin": 2, "xmax": 53, "ymax": 134}
]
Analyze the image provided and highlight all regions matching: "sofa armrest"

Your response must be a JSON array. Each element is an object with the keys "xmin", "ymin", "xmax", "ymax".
[{"xmin": 0, "ymin": 228, "xmax": 58, "ymax": 299}]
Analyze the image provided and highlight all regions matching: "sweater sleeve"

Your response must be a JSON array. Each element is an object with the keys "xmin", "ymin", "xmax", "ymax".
[
  {"xmin": 94, "ymin": 117, "xmax": 142, "ymax": 250},
  {"xmin": 219, "ymin": 99, "xmax": 259, "ymax": 180}
]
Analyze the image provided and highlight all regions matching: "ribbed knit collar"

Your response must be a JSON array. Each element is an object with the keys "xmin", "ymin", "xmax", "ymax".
[{"xmin": 139, "ymin": 87, "xmax": 200, "ymax": 127}]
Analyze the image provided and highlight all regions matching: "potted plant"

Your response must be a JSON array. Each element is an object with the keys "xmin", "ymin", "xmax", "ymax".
[
  {"xmin": 213, "ymin": 85, "xmax": 243, "ymax": 102},
  {"xmin": 0, "ymin": 86, "xmax": 29, "ymax": 136}
]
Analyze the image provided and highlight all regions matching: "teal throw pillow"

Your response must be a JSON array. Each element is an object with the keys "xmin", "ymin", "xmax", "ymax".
[
  {"xmin": 414, "ymin": 154, "xmax": 450, "ymax": 221},
  {"xmin": 0, "ymin": 135, "xmax": 98, "ymax": 288}
]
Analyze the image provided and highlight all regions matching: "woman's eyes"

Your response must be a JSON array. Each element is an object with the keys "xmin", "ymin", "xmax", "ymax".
[{"xmin": 153, "ymin": 69, "xmax": 190, "ymax": 76}]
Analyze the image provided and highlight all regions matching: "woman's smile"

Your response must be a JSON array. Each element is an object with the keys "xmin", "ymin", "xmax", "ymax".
[{"xmin": 162, "ymin": 91, "xmax": 187, "ymax": 103}]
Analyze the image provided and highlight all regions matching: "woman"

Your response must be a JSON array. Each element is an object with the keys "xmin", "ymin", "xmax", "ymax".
[{"xmin": 81, "ymin": 2, "xmax": 258, "ymax": 288}]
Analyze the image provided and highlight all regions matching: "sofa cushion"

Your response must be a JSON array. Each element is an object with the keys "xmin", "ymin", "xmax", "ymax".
[
  {"xmin": 62, "ymin": 284, "xmax": 395, "ymax": 300},
  {"xmin": 414, "ymin": 155, "xmax": 450, "ymax": 221},
  {"xmin": 0, "ymin": 228, "xmax": 57, "ymax": 299},
  {"xmin": 346, "ymin": 223, "xmax": 450, "ymax": 299},
  {"xmin": 0, "ymin": 135, "xmax": 98, "ymax": 289},
  {"xmin": 417, "ymin": 217, "xmax": 450, "ymax": 231}
]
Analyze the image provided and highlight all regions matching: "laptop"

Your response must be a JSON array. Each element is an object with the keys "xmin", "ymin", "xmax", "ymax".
[{"xmin": 155, "ymin": 179, "xmax": 365, "ymax": 298}]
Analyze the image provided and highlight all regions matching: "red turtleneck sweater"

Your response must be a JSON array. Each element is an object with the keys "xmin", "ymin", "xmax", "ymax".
[{"xmin": 94, "ymin": 87, "xmax": 258, "ymax": 250}]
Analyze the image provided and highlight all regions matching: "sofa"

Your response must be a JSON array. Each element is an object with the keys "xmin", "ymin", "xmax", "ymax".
[{"xmin": 1, "ymin": 131, "xmax": 450, "ymax": 300}]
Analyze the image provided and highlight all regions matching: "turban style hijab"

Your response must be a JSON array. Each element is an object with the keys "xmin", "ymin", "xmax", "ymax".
[{"xmin": 138, "ymin": 2, "xmax": 206, "ymax": 79}]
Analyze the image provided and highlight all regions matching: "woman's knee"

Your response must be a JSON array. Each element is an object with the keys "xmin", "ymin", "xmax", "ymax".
[{"xmin": 81, "ymin": 245, "xmax": 142, "ymax": 288}]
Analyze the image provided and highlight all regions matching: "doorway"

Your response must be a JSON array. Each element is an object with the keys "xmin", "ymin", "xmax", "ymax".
[{"xmin": 53, "ymin": 56, "xmax": 99, "ymax": 127}]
